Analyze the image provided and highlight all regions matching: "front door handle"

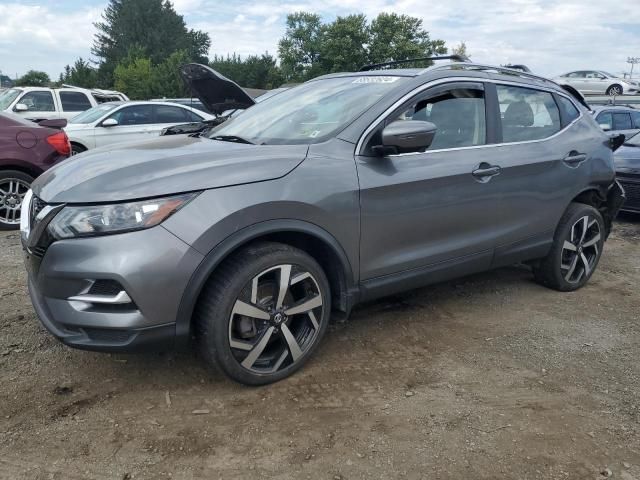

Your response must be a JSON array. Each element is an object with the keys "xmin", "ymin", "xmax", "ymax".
[
  {"xmin": 563, "ymin": 151, "xmax": 587, "ymax": 167},
  {"xmin": 472, "ymin": 163, "xmax": 501, "ymax": 182}
]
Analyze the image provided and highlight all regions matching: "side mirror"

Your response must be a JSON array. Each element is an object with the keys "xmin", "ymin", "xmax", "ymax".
[
  {"xmin": 374, "ymin": 120, "xmax": 437, "ymax": 155},
  {"xmin": 599, "ymin": 123, "xmax": 612, "ymax": 131},
  {"xmin": 14, "ymin": 103, "xmax": 28, "ymax": 112},
  {"xmin": 101, "ymin": 118, "xmax": 119, "ymax": 127}
]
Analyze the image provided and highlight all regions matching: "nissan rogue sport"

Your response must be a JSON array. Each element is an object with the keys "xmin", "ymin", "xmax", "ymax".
[{"xmin": 21, "ymin": 58, "xmax": 624, "ymax": 385}]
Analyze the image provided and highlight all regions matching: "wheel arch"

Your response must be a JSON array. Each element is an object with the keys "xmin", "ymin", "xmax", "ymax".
[
  {"xmin": 568, "ymin": 184, "xmax": 621, "ymax": 237},
  {"xmin": 70, "ymin": 141, "xmax": 87, "ymax": 152},
  {"xmin": 175, "ymin": 219, "xmax": 358, "ymax": 345},
  {"xmin": 0, "ymin": 163, "xmax": 42, "ymax": 180}
]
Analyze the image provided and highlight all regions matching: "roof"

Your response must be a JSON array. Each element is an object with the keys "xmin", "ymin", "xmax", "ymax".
[{"xmin": 591, "ymin": 105, "xmax": 639, "ymax": 112}]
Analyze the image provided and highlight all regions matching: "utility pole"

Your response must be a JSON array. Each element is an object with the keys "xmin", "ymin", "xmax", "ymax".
[{"xmin": 628, "ymin": 57, "xmax": 640, "ymax": 79}]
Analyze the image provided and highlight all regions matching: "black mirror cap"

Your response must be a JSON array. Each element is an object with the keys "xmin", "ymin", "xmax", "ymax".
[
  {"xmin": 609, "ymin": 133, "xmax": 626, "ymax": 152},
  {"xmin": 376, "ymin": 120, "xmax": 437, "ymax": 155}
]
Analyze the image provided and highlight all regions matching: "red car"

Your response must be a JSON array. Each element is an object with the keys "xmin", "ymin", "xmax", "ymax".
[{"xmin": 0, "ymin": 112, "xmax": 70, "ymax": 229}]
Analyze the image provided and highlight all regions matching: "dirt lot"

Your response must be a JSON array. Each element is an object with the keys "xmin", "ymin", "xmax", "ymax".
[{"xmin": 1, "ymin": 217, "xmax": 640, "ymax": 480}]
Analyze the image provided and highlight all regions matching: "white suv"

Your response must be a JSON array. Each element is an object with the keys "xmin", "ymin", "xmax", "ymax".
[{"xmin": 0, "ymin": 86, "xmax": 128, "ymax": 121}]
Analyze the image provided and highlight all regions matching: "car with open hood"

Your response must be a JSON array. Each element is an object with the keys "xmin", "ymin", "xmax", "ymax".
[
  {"xmin": 160, "ymin": 64, "xmax": 288, "ymax": 137},
  {"xmin": 21, "ymin": 56, "xmax": 624, "ymax": 385}
]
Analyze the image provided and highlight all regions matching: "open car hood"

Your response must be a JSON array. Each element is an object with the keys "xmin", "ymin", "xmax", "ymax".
[{"xmin": 180, "ymin": 63, "xmax": 255, "ymax": 115}]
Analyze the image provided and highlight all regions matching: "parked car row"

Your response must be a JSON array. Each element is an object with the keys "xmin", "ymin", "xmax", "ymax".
[
  {"xmin": 0, "ymin": 86, "xmax": 128, "ymax": 121},
  {"xmin": 17, "ymin": 56, "xmax": 627, "ymax": 385}
]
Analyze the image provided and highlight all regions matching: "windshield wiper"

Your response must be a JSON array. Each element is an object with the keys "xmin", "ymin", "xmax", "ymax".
[{"xmin": 210, "ymin": 134, "xmax": 255, "ymax": 145}]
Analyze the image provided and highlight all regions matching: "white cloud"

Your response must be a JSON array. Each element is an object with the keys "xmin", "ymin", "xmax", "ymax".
[{"xmin": 0, "ymin": 0, "xmax": 638, "ymax": 81}]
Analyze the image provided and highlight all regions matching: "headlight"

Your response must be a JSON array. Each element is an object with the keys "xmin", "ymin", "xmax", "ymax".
[{"xmin": 47, "ymin": 193, "xmax": 198, "ymax": 239}]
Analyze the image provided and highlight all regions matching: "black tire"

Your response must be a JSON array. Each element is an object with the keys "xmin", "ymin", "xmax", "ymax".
[
  {"xmin": 606, "ymin": 84, "xmax": 623, "ymax": 96},
  {"xmin": 533, "ymin": 202, "xmax": 605, "ymax": 291},
  {"xmin": 71, "ymin": 143, "xmax": 86, "ymax": 156},
  {"xmin": 0, "ymin": 170, "xmax": 34, "ymax": 231},
  {"xmin": 194, "ymin": 242, "xmax": 331, "ymax": 385}
]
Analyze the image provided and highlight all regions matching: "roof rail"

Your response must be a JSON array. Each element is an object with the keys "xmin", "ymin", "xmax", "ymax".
[
  {"xmin": 359, "ymin": 55, "xmax": 470, "ymax": 72},
  {"xmin": 432, "ymin": 62, "xmax": 557, "ymax": 86}
]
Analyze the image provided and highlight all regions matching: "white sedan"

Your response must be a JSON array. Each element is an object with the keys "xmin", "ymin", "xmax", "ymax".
[{"xmin": 65, "ymin": 101, "xmax": 214, "ymax": 154}]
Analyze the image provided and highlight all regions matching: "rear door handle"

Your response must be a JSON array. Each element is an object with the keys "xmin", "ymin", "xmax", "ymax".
[
  {"xmin": 472, "ymin": 163, "xmax": 501, "ymax": 182},
  {"xmin": 563, "ymin": 151, "xmax": 587, "ymax": 167}
]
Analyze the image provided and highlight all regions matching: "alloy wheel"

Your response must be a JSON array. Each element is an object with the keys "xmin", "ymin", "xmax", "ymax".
[
  {"xmin": 560, "ymin": 215, "xmax": 601, "ymax": 284},
  {"xmin": 228, "ymin": 264, "xmax": 324, "ymax": 374},
  {"xmin": 608, "ymin": 85, "xmax": 622, "ymax": 96},
  {"xmin": 0, "ymin": 178, "xmax": 30, "ymax": 226}
]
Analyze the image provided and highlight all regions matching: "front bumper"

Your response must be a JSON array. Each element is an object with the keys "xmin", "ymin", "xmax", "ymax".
[{"xmin": 23, "ymin": 226, "xmax": 204, "ymax": 352}]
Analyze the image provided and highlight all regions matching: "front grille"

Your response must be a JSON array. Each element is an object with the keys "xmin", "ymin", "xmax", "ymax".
[{"xmin": 618, "ymin": 175, "xmax": 640, "ymax": 211}]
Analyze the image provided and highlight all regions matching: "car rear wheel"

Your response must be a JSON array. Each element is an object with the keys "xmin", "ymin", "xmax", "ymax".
[
  {"xmin": 194, "ymin": 242, "xmax": 331, "ymax": 385},
  {"xmin": 606, "ymin": 84, "xmax": 623, "ymax": 96},
  {"xmin": 533, "ymin": 203, "xmax": 605, "ymax": 291},
  {"xmin": 0, "ymin": 170, "xmax": 33, "ymax": 231}
]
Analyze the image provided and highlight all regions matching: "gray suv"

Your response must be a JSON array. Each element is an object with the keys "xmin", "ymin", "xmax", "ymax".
[{"xmin": 21, "ymin": 59, "xmax": 624, "ymax": 385}]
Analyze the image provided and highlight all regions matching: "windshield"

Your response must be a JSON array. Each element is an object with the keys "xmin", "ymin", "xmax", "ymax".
[
  {"xmin": 601, "ymin": 71, "xmax": 616, "ymax": 78},
  {"xmin": 0, "ymin": 88, "xmax": 22, "ymax": 110},
  {"xmin": 69, "ymin": 103, "xmax": 120, "ymax": 124},
  {"xmin": 209, "ymin": 76, "xmax": 407, "ymax": 145}
]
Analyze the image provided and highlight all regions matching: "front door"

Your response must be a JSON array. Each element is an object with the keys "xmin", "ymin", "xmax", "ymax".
[
  {"xmin": 94, "ymin": 104, "xmax": 155, "ymax": 148},
  {"xmin": 357, "ymin": 82, "xmax": 500, "ymax": 282}
]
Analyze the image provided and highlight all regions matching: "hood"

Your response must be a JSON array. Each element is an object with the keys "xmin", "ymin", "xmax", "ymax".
[
  {"xmin": 32, "ymin": 135, "xmax": 307, "ymax": 203},
  {"xmin": 180, "ymin": 63, "xmax": 256, "ymax": 115}
]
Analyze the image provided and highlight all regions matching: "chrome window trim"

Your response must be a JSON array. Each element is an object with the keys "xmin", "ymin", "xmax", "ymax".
[{"xmin": 355, "ymin": 76, "xmax": 584, "ymax": 157}]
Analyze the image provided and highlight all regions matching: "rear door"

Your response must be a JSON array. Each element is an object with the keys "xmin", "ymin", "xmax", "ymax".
[
  {"xmin": 58, "ymin": 91, "xmax": 94, "ymax": 120},
  {"xmin": 93, "ymin": 104, "xmax": 154, "ymax": 147},
  {"xmin": 487, "ymin": 83, "xmax": 592, "ymax": 265},
  {"xmin": 150, "ymin": 105, "xmax": 204, "ymax": 136}
]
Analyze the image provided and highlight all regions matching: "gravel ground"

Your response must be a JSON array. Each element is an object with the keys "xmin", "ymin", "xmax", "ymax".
[{"xmin": 1, "ymin": 216, "xmax": 639, "ymax": 480}]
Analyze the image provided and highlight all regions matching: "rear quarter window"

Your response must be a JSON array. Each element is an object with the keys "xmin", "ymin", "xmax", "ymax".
[{"xmin": 497, "ymin": 85, "xmax": 561, "ymax": 142}]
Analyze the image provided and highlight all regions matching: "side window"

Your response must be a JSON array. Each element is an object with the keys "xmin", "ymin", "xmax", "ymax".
[
  {"xmin": 497, "ymin": 85, "xmax": 561, "ymax": 142},
  {"xmin": 155, "ymin": 105, "xmax": 191, "ymax": 123},
  {"xmin": 185, "ymin": 110, "xmax": 204, "ymax": 122},
  {"xmin": 613, "ymin": 113, "xmax": 632, "ymax": 130},
  {"xmin": 556, "ymin": 95, "xmax": 580, "ymax": 124},
  {"xmin": 388, "ymin": 86, "xmax": 486, "ymax": 151},
  {"xmin": 18, "ymin": 91, "xmax": 55, "ymax": 112},
  {"xmin": 568, "ymin": 72, "xmax": 584, "ymax": 79},
  {"xmin": 108, "ymin": 105, "xmax": 153, "ymax": 126},
  {"xmin": 631, "ymin": 111, "xmax": 640, "ymax": 129},
  {"xmin": 59, "ymin": 91, "xmax": 92, "ymax": 112},
  {"xmin": 596, "ymin": 112, "xmax": 613, "ymax": 130}
]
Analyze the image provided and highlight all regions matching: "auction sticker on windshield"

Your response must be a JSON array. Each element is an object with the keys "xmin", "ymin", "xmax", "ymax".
[{"xmin": 352, "ymin": 76, "xmax": 401, "ymax": 84}]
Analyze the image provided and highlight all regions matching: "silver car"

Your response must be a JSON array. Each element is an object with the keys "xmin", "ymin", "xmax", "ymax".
[
  {"xmin": 592, "ymin": 105, "xmax": 640, "ymax": 137},
  {"xmin": 554, "ymin": 70, "xmax": 640, "ymax": 96}
]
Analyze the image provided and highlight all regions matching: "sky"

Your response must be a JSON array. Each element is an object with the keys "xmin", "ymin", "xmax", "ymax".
[{"xmin": 0, "ymin": 0, "xmax": 639, "ymax": 81}]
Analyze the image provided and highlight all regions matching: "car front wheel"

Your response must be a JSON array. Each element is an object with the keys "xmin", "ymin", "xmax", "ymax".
[
  {"xmin": 606, "ymin": 84, "xmax": 623, "ymax": 96},
  {"xmin": 195, "ymin": 242, "xmax": 331, "ymax": 385},
  {"xmin": 533, "ymin": 202, "xmax": 605, "ymax": 291},
  {"xmin": 0, "ymin": 170, "xmax": 33, "ymax": 230}
]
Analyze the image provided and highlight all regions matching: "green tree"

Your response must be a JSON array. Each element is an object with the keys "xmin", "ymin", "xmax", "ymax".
[
  {"xmin": 450, "ymin": 41, "xmax": 469, "ymax": 59},
  {"xmin": 113, "ymin": 52, "xmax": 154, "ymax": 99},
  {"xmin": 368, "ymin": 13, "xmax": 446, "ymax": 66},
  {"xmin": 58, "ymin": 58, "xmax": 98, "ymax": 88},
  {"xmin": 278, "ymin": 12, "xmax": 324, "ymax": 82},
  {"xmin": 16, "ymin": 70, "xmax": 50, "ymax": 87},
  {"xmin": 151, "ymin": 50, "xmax": 191, "ymax": 98},
  {"xmin": 318, "ymin": 14, "xmax": 369, "ymax": 73},
  {"xmin": 93, "ymin": 0, "xmax": 210, "ymax": 87},
  {"xmin": 210, "ymin": 53, "xmax": 283, "ymax": 89}
]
